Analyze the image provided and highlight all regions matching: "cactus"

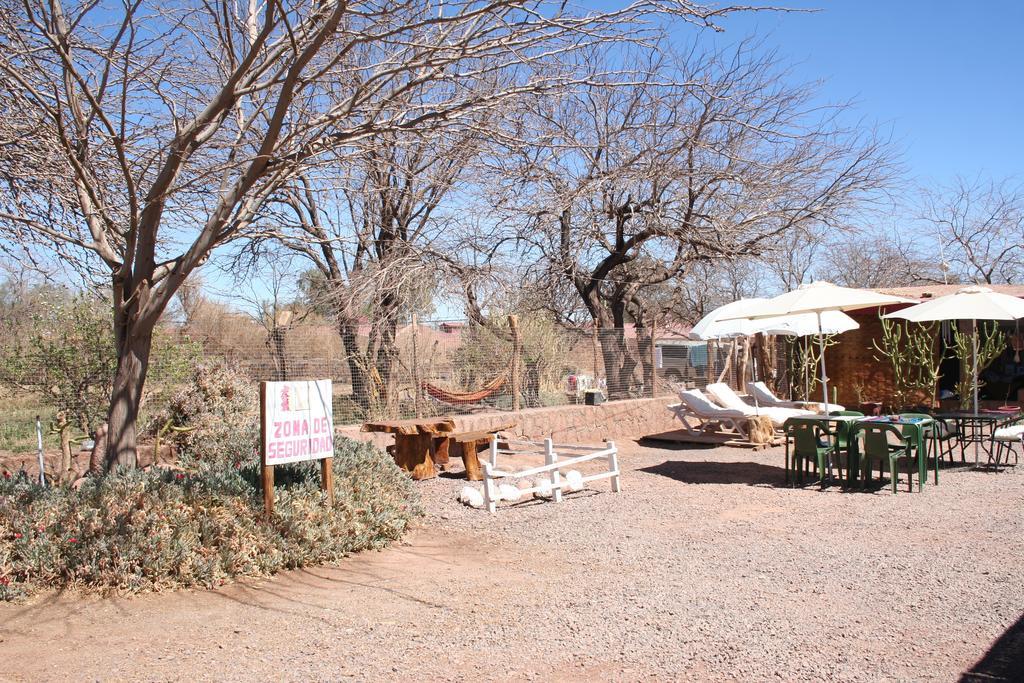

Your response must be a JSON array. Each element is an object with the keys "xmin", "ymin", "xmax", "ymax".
[
  {"xmin": 950, "ymin": 322, "xmax": 1006, "ymax": 410},
  {"xmin": 872, "ymin": 315, "xmax": 943, "ymax": 409}
]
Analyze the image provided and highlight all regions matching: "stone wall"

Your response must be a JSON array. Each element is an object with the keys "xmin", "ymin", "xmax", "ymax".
[{"xmin": 337, "ymin": 395, "xmax": 682, "ymax": 447}]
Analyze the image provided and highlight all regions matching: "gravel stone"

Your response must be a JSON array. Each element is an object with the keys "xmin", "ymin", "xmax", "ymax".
[{"xmin": 1, "ymin": 440, "xmax": 1022, "ymax": 681}]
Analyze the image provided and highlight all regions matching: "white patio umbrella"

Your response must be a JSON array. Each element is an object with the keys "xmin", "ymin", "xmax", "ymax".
[
  {"xmin": 689, "ymin": 298, "xmax": 771, "ymax": 340},
  {"xmin": 721, "ymin": 282, "xmax": 915, "ymax": 414},
  {"xmin": 690, "ymin": 299, "xmax": 859, "ymax": 341},
  {"xmin": 690, "ymin": 297, "xmax": 860, "ymax": 410},
  {"xmin": 884, "ymin": 285, "xmax": 1024, "ymax": 466}
]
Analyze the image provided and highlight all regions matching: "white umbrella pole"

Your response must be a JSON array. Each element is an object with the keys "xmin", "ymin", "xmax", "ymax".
[
  {"xmin": 973, "ymin": 318, "xmax": 979, "ymax": 467},
  {"xmin": 751, "ymin": 337, "xmax": 760, "ymax": 409},
  {"xmin": 746, "ymin": 338, "xmax": 759, "ymax": 414},
  {"xmin": 818, "ymin": 311, "xmax": 830, "ymax": 415}
]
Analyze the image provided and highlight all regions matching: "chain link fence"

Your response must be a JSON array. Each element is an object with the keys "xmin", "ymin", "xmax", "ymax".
[{"xmin": 1, "ymin": 307, "xmax": 787, "ymax": 455}]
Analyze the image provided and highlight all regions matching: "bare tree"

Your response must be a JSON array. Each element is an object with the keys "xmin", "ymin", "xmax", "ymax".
[
  {"xmin": 761, "ymin": 229, "xmax": 825, "ymax": 292},
  {"xmin": 674, "ymin": 257, "xmax": 765, "ymax": 324},
  {"xmin": 0, "ymin": 0, "xmax": 736, "ymax": 466},
  {"xmin": 921, "ymin": 176, "xmax": 1024, "ymax": 285},
  {"xmin": 818, "ymin": 232, "xmax": 940, "ymax": 288},
  {"xmin": 233, "ymin": 257, "xmax": 307, "ymax": 382},
  {"xmin": 252, "ymin": 106, "xmax": 479, "ymax": 415},
  {"xmin": 485, "ymin": 44, "xmax": 895, "ymax": 397}
]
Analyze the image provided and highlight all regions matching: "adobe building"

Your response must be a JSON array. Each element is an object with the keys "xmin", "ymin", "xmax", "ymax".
[{"xmin": 823, "ymin": 285, "xmax": 1024, "ymax": 410}]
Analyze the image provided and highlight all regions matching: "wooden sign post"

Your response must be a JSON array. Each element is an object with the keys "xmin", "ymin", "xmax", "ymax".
[{"xmin": 260, "ymin": 379, "xmax": 335, "ymax": 515}]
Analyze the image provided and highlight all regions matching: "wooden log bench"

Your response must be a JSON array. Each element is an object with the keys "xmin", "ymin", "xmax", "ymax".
[{"xmin": 431, "ymin": 422, "xmax": 515, "ymax": 481}]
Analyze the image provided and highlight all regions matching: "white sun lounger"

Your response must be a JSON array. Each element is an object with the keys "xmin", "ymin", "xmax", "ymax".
[
  {"xmin": 705, "ymin": 383, "xmax": 814, "ymax": 429},
  {"xmin": 668, "ymin": 388, "xmax": 750, "ymax": 439},
  {"xmin": 746, "ymin": 381, "xmax": 844, "ymax": 414}
]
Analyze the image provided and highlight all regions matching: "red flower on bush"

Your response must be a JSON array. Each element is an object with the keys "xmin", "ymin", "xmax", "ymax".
[
  {"xmin": 175, "ymin": 473, "xmax": 185, "ymax": 481},
  {"xmin": 68, "ymin": 537, "xmax": 78, "ymax": 544},
  {"xmin": 0, "ymin": 576, "xmax": 9, "ymax": 586},
  {"xmin": 2, "ymin": 470, "xmax": 9, "ymax": 479},
  {"xmin": 13, "ymin": 532, "xmax": 22, "ymax": 539}
]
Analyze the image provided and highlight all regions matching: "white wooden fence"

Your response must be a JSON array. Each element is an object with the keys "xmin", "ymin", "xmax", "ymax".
[{"xmin": 480, "ymin": 436, "xmax": 621, "ymax": 514}]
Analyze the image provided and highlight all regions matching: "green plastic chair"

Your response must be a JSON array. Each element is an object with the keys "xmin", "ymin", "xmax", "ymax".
[
  {"xmin": 858, "ymin": 423, "xmax": 917, "ymax": 493},
  {"xmin": 826, "ymin": 410, "xmax": 863, "ymax": 485},
  {"xmin": 899, "ymin": 413, "xmax": 939, "ymax": 485},
  {"xmin": 828, "ymin": 410, "xmax": 864, "ymax": 451},
  {"xmin": 785, "ymin": 419, "xmax": 835, "ymax": 489}
]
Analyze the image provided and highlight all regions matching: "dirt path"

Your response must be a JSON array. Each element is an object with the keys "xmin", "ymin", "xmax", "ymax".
[{"xmin": 2, "ymin": 440, "xmax": 1023, "ymax": 682}]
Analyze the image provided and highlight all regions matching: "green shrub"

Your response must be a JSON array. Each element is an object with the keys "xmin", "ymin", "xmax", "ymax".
[
  {"xmin": 148, "ymin": 361, "xmax": 259, "ymax": 467},
  {"xmin": 0, "ymin": 437, "xmax": 420, "ymax": 601}
]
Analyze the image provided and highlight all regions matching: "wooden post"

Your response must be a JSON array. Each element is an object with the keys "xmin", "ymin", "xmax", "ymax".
[
  {"xmin": 706, "ymin": 341, "xmax": 715, "ymax": 386},
  {"xmin": 717, "ymin": 340, "xmax": 734, "ymax": 384},
  {"xmin": 259, "ymin": 381, "xmax": 274, "ymax": 515},
  {"xmin": 737, "ymin": 337, "xmax": 749, "ymax": 391},
  {"xmin": 489, "ymin": 434, "xmax": 498, "ymax": 467},
  {"xmin": 411, "ymin": 313, "xmax": 421, "ymax": 418},
  {"xmin": 545, "ymin": 437, "xmax": 562, "ymax": 502},
  {"xmin": 262, "ymin": 463, "xmax": 275, "ymax": 515},
  {"xmin": 508, "ymin": 314, "xmax": 522, "ymax": 411},
  {"xmin": 607, "ymin": 440, "xmax": 621, "ymax": 493},
  {"xmin": 650, "ymin": 315, "xmax": 658, "ymax": 398},
  {"xmin": 320, "ymin": 457, "xmax": 334, "ymax": 506}
]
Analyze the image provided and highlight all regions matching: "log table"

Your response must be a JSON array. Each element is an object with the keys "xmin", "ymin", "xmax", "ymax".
[{"xmin": 362, "ymin": 417, "xmax": 456, "ymax": 480}]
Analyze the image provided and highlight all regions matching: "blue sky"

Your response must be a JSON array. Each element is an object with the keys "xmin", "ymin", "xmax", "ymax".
[
  {"xmin": 208, "ymin": 2, "xmax": 1024, "ymax": 315},
  {"xmin": 705, "ymin": 0, "xmax": 1024, "ymax": 184}
]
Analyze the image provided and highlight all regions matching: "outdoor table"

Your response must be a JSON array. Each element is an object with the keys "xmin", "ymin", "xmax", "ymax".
[
  {"xmin": 855, "ymin": 415, "xmax": 937, "ymax": 488},
  {"xmin": 784, "ymin": 414, "xmax": 863, "ymax": 486},
  {"xmin": 361, "ymin": 417, "xmax": 456, "ymax": 480},
  {"xmin": 932, "ymin": 409, "xmax": 1021, "ymax": 466}
]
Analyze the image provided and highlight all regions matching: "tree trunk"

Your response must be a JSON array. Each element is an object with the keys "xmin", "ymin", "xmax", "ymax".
[
  {"xmin": 57, "ymin": 417, "xmax": 73, "ymax": 483},
  {"xmin": 597, "ymin": 327, "xmax": 637, "ymax": 400},
  {"xmin": 372, "ymin": 315, "xmax": 399, "ymax": 415},
  {"xmin": 508, "ymin": 314, "xmax": 522, "ymax": 411},
  {"xmin": 104, "ymin": 325, "xmax": 153, "ymax": 470},
  {"xmin": 635, "ymin": 320, "xmax": 654, "ymax": 398},
  {"xmin": 89, "ymin": 423, "xmax": 107, "ymax": 474},
  {"xmin": 338, "ymin": 316, "xmax": 371, "ymax": 412}
]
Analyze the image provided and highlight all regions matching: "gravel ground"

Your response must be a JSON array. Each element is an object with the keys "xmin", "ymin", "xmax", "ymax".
[{"xmin": 2, "ymin": 439, "xmax": 1023, "ymax": 682}]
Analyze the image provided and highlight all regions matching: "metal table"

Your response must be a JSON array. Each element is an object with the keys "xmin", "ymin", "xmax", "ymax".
[{"xmin": 932, "ymin": 409, "xmax": 1021, "ymax": 467}]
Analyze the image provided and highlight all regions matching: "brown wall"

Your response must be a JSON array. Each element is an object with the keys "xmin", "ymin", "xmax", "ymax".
[
  {"xmin": 825, "ymin": 314, "xmax": 896, "ymax": 407},
  {"xmin": 826, "ymin": 312, "xmax": 937, "ymax": 409}
]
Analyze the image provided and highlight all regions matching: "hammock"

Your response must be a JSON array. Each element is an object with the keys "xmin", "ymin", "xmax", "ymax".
[{"xmin": 421, "ymin": 372, "xmax": 508, "ymax": 405}]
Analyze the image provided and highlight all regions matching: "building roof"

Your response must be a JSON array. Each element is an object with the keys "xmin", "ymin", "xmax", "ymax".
[{"xmin": 874, "ymin": 284, "xmax": 1024, "ymax": 301}]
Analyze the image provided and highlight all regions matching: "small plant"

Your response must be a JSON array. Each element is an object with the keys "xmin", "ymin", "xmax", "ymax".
[
  {"xmin": 787, "ymin": 334, "xmax": 838, "ymax": 401},
  {"xmin": 0, "ymin": 294, "xmax": 116, "ymax": 481},
  {"xmin": 872, "ymin": 315, "xmax": 944, "ymax": 409},
  {"xmin": 850, "ymin": 379, "xmax": 868, "ymax": 406},
  {"xmin": 950, "ymin": 322, "xmax": 1007, "ymax": 409},
  {"xmin": 147, "ymin": 361, "xmax": 259, "ymax": 467},
  {"xmin": 0, "ymin": 436, "xmax": 420, "ymax": 601}
]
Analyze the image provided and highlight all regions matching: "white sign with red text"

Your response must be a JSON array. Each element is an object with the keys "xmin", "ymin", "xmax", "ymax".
[{"xmin": 262, "ymin": 380, "xmax": 334, "ymax": 465}]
